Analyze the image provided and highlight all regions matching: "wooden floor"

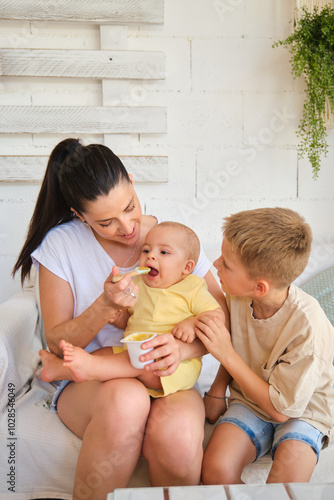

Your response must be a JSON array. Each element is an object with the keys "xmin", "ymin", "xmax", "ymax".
[{"xmin": 110, "ymin": 482, "xmax": 334, "ymax": 500}]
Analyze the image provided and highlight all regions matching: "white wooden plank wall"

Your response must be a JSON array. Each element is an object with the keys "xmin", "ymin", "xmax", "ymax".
[
  {"xmin": 0, "ymin": 49, "xmax": 165, "ymax": 79},
  {"xmin": 0, "ymin": 0, "xmax": 167, "ymax": 184},
  {"xmin": 101, "ymin": 25, "xmax": 132, "ymax": 154},
  {"xmin": 0, "ymin": 156, "xmax": 168, "ymax": 183},
  {"xmin": 0, "ymin": 106, "xmax": 166, "ymax": 134},
  {"xmin": 2, "ymin": 0, "xmax": 334, "ymax": 304},
  {"xmin": 0, "ymin": 0, "xmax": 164, "ymax": 24}
]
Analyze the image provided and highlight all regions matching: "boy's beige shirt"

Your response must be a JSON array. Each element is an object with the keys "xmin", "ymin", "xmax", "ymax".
[{"xmin": 227, "ymin": 284, "xmax": 334, "ymax": 443}]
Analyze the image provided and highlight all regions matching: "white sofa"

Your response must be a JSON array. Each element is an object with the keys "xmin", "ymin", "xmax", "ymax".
[{"xmin": 1, "ymin": 243, "xmax": 334, "ymax": 500}]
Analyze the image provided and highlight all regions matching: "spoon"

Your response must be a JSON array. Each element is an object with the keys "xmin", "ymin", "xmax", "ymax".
[{"xmin": 111, "ymin": 266, "xmax": 150, "ymax": 283}]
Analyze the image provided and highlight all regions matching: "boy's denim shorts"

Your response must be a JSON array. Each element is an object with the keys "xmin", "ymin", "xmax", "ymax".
[{"xmin": 217, "ymin": 403, "xmax": 325, "ymax": 462}]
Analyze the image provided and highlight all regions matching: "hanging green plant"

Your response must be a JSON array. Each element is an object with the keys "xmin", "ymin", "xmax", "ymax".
[{"xmin": 273, "ymin": 4, "xmax": 334, "ymax": 178}]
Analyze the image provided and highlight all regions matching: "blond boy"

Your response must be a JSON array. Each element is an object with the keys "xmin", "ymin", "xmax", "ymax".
[{"xmin": 197, "ymin": 207, "xmax": 334, "ymax": 484}]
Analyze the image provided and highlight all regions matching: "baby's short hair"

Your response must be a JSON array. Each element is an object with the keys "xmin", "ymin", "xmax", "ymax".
[
  {"xmin": 223, "ymin": 207, "xmax": 312, "ymax": 288},
  {"xmin": 157, "ymin": 221, "xmax": 200, "ymax": 264}
]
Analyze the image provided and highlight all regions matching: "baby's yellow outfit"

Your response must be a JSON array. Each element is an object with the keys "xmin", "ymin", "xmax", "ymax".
[{"xmin": 124, "ymin": 274, "xmax": 220, "ymax": 398}]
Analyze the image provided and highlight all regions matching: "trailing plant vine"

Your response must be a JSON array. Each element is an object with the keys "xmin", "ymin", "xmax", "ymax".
[{"xmin": 274, "ymin": 5, "xmax": 334, "ymax": 177}]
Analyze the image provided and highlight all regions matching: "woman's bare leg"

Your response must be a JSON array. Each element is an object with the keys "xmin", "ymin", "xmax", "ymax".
[
  {"xmin": 57, "ymin": 377, "xmax": 151, "ymax": 499},
  {"xmin": 142, "ymin": 388, "xmax": 205, "ymax": 486}
]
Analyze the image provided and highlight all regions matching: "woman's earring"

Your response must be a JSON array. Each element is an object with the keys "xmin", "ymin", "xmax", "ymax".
[{"xmin": 72, "ymin": 211, "xmax": 87, "ymax": 224}]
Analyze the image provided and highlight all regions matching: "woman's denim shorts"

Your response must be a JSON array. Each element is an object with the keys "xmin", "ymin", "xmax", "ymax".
[{"xmin": 217, "ymin": 403, "xmax": 325, "ymax": 462}]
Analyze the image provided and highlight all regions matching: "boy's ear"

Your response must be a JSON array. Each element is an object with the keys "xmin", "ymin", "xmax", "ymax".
[
  {"xmin": 183, "ymin": 259, "xmax": 195, "ymax": 275},
  {"xmin": 254, "ymin": 279, "xmax": 270, "ymax": 297}
]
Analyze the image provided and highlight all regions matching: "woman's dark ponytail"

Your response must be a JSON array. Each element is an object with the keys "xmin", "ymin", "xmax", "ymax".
[
  {"xmin": 12, "ymin": 138, "xmax": 130, "ymax": 285},
  {"xmin": 12, "ymin": 138, "xmax": 81, "ymax": 285}
]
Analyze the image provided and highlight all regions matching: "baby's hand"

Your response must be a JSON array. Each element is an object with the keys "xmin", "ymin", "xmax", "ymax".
[
  {"xmin": 108, "ymin": 310, "xmax": 122, "ymax": 324},
  {"xmin": 172, "ymin": 317, "xmax": 197, "ymax": 343}
]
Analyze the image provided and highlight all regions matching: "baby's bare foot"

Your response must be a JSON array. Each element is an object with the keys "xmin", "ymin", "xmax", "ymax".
[
  {"xmin": 59, "ymin": 340, "xmax": 94, "ymax": 383},
  {"xmin": 39, "ymin": 349, "xmax": 64, "ymax": 382}
]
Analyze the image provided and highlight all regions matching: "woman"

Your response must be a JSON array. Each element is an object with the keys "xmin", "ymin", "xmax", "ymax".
[{"xmin": 13, "ymin": 138, "xmax": 227, "ymax": 499}]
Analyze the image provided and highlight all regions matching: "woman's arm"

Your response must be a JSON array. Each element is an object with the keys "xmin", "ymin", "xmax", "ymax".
[
  {"xmin": 204, "ymin": 364, "xmax": 231, "ymax": 423},
  {"xmin": 40, "ymin": 265, "xmax": 137, "ymax": 356},
  {"xmin": 137, "ymin": 333, "xmax": 207, "ymax": 377},
  {"xmin": 178, "ymin": 336, "xmax": 208, "ymax": 359},
  {"xmin": 203, "ymin": 270, "xmax": 230, "ymax": 330},
  {"xmin": 140, "ymin": 310, "xmax": 228, "ymax": 377}
]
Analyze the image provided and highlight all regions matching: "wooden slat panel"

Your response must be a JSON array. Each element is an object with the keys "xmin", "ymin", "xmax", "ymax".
[
  {"xmin": 111, "ymin": 487, "xmax": 165, "ymax": 500},
  {"xmin": 0, "ymin": 156, "xmax": 168, "ymax": 183},
  {"xmin": 100, "ymin": 25, "xmax": 128, "ymax": 50},
  {"xmin": 110, "ymin": 484, "xmax": 334, "ymax": 500},
  {"xmin": 288, "ymin": 482, "xmax": 334, "ymax": 500},
  {"xmin": 0, "ymin": 0, "xmax": 164, "ymax": 24},
  {"xmin": 101, "ymin": 25, "xmax": 132, "ymax": 152},
  {"xmin": 229, "ymin": 484, "xmax": 290, "ymax": 500},
  {"xmin": 0, "ymin": 49, "xmax": 165, "ymax": 80},
  {"xmin": 122, "ymin": 156, "xmax": 168, "ymax": 182},
  {"xmin": 169, "ymin": 485, "xmax": 228, "ymax": 500},
  {"xmin": 0, "ymin": 106, "xmax": 167, "ymax": 134}
]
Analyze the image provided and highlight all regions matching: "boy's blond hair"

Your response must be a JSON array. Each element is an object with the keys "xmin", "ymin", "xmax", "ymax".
[
  {"xmin": 223, "ymin": 207, "xmax": 312, "ymax": 288},
  {"xmin": 156, "ymin": 221, "xmax": 200, "ymax": 264}
]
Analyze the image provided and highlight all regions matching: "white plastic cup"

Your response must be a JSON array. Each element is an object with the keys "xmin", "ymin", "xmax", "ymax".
[{"xmin": 121, "ymin": 332, "xmax": 157, "ymax": 369}]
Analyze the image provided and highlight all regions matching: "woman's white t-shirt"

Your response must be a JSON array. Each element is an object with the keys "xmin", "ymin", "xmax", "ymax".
[{"xmin": 31, "ymin": 219, "xmax": 212, "ymax": 351}]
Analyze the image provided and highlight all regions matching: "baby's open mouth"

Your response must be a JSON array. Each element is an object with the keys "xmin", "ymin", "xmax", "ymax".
[{"xmin": 148, "ymin": 266, "xmax": 159, "ymax": 277}]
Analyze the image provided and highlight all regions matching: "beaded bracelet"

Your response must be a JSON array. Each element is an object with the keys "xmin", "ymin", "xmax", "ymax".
[{"xmin": 204, "ymin": 391, "xmax": 228, "ymax": 400}]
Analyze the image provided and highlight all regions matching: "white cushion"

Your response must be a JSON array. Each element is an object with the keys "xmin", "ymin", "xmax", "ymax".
[
  {"xmin": 0, "ymin": 376, "xmax": 80, "ymax": 499},
  {"xmin": 0, "ymin": 290, "xmax": 41, "ymax": 413}
]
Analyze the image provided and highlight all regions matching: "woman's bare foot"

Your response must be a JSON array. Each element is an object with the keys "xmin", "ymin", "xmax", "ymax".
[
  {"xmin": 60, "ymin": 340, "xmax": 95, "ymax": 383},
  {"xmin": 39, "ymin": 349, "xmax": 69, "ymax": 382}
]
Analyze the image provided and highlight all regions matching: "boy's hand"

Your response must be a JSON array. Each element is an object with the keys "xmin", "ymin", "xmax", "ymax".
[
  {"xmin": 195, "ymin": 310, "xmax": 232, "ymax": 363},
  {"xmin": 194, "ymin": 308, "xmax": 225, "ymax": 327},
  {"xmin": 204, "ymin": 393, "xmax": 228, "ymax": 424},
  {"xmin": 172, "ymin": 317, "xmax": 197, "ymax": 343}
]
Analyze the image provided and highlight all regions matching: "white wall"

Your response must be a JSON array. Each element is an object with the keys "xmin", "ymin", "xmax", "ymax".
[{"xmin": 1, "ymin": 0, "xmax": 334, "ymax": 303}]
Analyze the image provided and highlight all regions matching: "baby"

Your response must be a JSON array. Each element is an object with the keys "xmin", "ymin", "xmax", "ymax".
[{"xmin": 40, "ymin": 221, "xmax": 221, "ymax": 398}]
